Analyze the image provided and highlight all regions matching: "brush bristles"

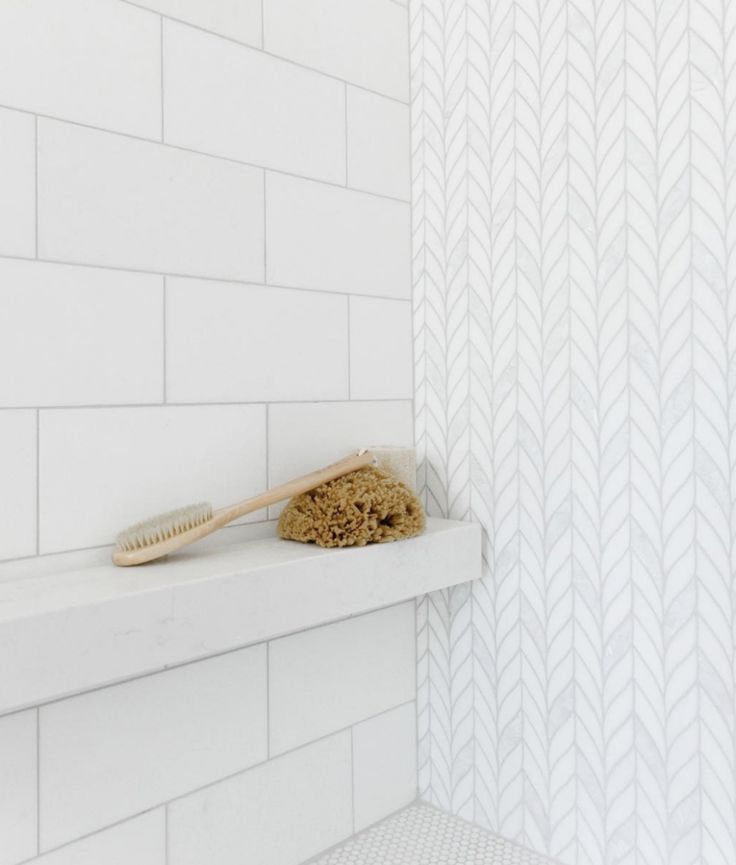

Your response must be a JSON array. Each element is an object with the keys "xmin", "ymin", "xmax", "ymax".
[{"xmin": 115, "ymin": 502, "xmax": 213, "ymax": 552}]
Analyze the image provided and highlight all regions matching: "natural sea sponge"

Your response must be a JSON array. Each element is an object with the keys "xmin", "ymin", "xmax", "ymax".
[{"xmin": 277, "ymin": 466, "xmax": 426, "ymax": 548}]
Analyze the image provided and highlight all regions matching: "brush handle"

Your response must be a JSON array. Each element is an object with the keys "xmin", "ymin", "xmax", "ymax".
[{"xmin": 210, "ymin": 450, "xmax": 375, "ymax": 528}]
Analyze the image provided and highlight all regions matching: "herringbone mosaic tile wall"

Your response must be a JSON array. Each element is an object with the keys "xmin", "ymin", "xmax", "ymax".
[{"xmin": 411, "ymin": 0, "xmax": 736, "ymax": 863}]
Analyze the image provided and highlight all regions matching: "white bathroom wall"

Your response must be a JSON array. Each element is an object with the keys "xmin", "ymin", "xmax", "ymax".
[
  {"xmin": 0, "ymin": 603, "xmax": 418, "ymax": 865},
  {"xmin": 412, "ymin": 1, "xmax": 736, "ymax": 864},
  {"xmin": 0, "ymin": 0, "xmax": 413, "ymax": 567}
]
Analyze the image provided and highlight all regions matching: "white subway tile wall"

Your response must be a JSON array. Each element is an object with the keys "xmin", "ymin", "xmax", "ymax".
[
  {"xmin": 3, "ymin": 605, "xmax": 415, "ymax": 865},
  {"xmin": 0, "ymin": 0, "xmax": 411, "ymax": 566},
  {"xmin": 0, "ymin": 710, "xmax": 37, "ymax": 865},
  {"xmin": 263, "ymin": 0, "xmax": 410, "ymax": 101},
  {"xmin": 266, "ymin": 172, "xmax": 411, "ymax": 297},
  {"xmin": 0, "ymin": 0, "xmax": 161, "ymax": 137},
  {"xmin": 0, "ymin": 108, "xmax": 35, "ymax": 258},
  {"xmin": 38, "ymin": 120, "xmax": 265, "ymax": 281},
  {"xmin": 168, "ymin": 732, "xmax": 353, "ymax": 865},
  {"xmin": 0, "ymin": 259, "xmax": 163, "ymax": 407},
  {"xmin": 0, "ymin": 412, "xmax": 37, "ymax": 560},
  {"xmin": 29, "ymin": 811, "xmax": 166, "ymax": 865},
  {"xmin": 39, "ymin": 646, "xmax": 267, "ymax": 849},
  {"xmin": 352, "ymin": 701, "xmax": 417, "ymax": 831},
  {"xmin": 346, "ymin": 88, "xmax": 410, "ymax": 200},
  {"xmin": 38, "ymin": 405, "xmax": 266, "ymax": 552},
  {"xmin": 349, "ymin": 297, "xmax": 413, "ymax": 400},
  {"xmin": 128, "ymin": 0, "xmax": 262, "ymax": 45},
  {"xmin": 268, "ymin": 602, "xmax": 416, "ymax": 754},
  {"xmin": 165, "ymin": 279, "xmax": 349, "ymax": 404},
  {"xmin": 163, "ymin": 21, "xmax": 347, "ymax": 184}
]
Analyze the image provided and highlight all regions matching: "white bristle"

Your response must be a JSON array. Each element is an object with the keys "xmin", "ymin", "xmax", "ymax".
[{"xmin": 115, "ymin": 502, "xmax": 213, "ymax": 552}]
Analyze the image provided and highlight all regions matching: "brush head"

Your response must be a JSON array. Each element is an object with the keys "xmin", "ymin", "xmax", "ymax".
[{"xmin": 115, "ymin": 502, "xmax": 213, "ymax": 553}]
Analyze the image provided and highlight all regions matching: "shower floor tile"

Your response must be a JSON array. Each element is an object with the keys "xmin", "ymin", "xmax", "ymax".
[{"xmin": 307, "ymin": 803, "xmax": 558, "ymax": 865}]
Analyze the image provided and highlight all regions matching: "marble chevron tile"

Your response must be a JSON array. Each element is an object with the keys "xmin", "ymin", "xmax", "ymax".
[{"xmin": 411, "ymin": 0, "xmax": 736, "ymax": 863}]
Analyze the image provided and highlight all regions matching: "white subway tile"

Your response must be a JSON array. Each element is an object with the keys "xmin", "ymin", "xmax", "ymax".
[
  {"xmin": 0, "ymin": 259, "xmax": 162, "ymax": 407},
  {"xmin": 38, "ymin": 120, "xmax": 264, "ymax": 281},
  {"xmin": 28, "ymin": 811, "xmax": 165, "ymax": 865},
  {"xmin": 0, "ymin": 710, "xmax": 37, "ymax": 865},
  {"xmin": 266, "ymin": 173, "xmax": 410, "ymax": 298},
  {"xmin": 352, "ymin": 702, "xmax": 417, "ymax": 830},
  {"xmin": 267, "ymin": 400, "xmax": 413, "ymax": 516},
  {"xmin": 39, "ymin": 405, "xmax": 266, "ymax": 553},
  {"xmin": 168, "ymin": 732, "xmax": 352, "ymax": 865},
  {"xmin": 263, "ymin": 0, "xmax": 409, "ymax": 101},
  {"xmin": 39, "ymin": 647, "xmax": 267, "ymax": 850},
  {"xmin": 0, "ymin": 0, "xmax": 160, "ymax": 138},
  {"xmin": 0, "ymin": 412, "xmax": 36, "ymax": 561},
  {"xmin": 0, "ymin": 108, "xmax": 35, "ymax": 258},
  {"xmin": 166, "ymin": 279, "xmax": 348, "ymax": 403},
  {"xmin": 347, "ymin": 88, "xmax": 410, "ymax": 201},
  {"xmin": 132, "ymin": 0, "xmax": 261, "ymax": 45},
  {"xmin": 269, "ymin": 604, "xmax": 416, "ymax": 755},
  {"xmin": 164, "ymin": 22, "xmax": 345, "ymax": 184},
  {"xmin": 350, "ymin": 297, "xmax": 413, "ymax": 399}
]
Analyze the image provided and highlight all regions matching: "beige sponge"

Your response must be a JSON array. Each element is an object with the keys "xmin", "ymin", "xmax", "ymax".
[{"xmin": 277, "ymin": 465, "xmax": 425, "ymax": 548}]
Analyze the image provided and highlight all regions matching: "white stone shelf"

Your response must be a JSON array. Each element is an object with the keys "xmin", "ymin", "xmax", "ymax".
[{"xmin": 0, "ymin": 518, "xmax": 481, "ymax": 715}]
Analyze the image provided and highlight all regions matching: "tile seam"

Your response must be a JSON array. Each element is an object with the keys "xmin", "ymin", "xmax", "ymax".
[
  {"xmin": 0, "ymin": 618, "xmax": 415, "ymax": 719},
  {"xmin": 16, "ymin": 699, "xmax": 417, "ymax": 863},
  {"xmin": 13, "ymin": 111, "xmax": 410, "ymax": 204},
  {"xmin": 116, "ymin": 1, "xmax": 410, "ymax": 106},
  {"xmin": 0, "ymin": 252, "xmax": 412, "ymax": 302},
  {"xmin": 0, "ymin": 398, "xmax": 411, "ymax": 413}
]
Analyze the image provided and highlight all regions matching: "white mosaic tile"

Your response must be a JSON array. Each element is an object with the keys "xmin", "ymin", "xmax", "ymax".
[{"xmin": 307, "ymin": 803, "xmax": 557, "ymax": 865}]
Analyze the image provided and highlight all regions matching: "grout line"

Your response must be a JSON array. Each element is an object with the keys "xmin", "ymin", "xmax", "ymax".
[
  {"xmin": 162, "ymin": 277, "xmax": 167, "ymax": 403},
  {"xmin": 159, "ymin": 16, "xmax": 165, "ymax": 142},
  {"xmin": 265, "ymin": 404, "xmax": 270, "ymax": 488},
  {"xmin": 266, "ymin": 403, "xmax": 273, "ymax": 520},
  {"xmin": 263, "ymin": 171, "xmax": 268, "ymax": 282},
  {"xmin": 344, "ymin": 83, "xmax": 349, "ymax": 187},
  {"xmin": 164, "ymin": 803, "xmax": 169, "ymax": 865},
  {"xmin": 0, "ymin": 398, "xmax": 412, "ymax": 413},
  {"xmin": 14, "ymin": 806, "xmax": 166, "ymax": 865},
  {"xmin": 169, "ymin": 699, "xmax": 416, "ymax": 805},
  {"xmin": 0, "ymin": 251, "xmax": 412, "ymax": 303},
  {"xmin": 35, "ymin": 706, "xmax": 40, "ymax": 855},
  {"xmin": 350, "ymin": 726, "xmax": 356, "ymax": 835},
  {"xmin": 34, "ymin": 115, "xmax": 39, "ymax": 258},
  {"xmin": 13, "ymin": 697, "xmax": 418, "ymax": 865},
  {"xmin": 0, "ymin": 603, "xmax": 415, "ymax": 718},
  {"xmin": 2, "ymin": 540, "xmax": 115, "ymax": 567},
  {"xmin": 117, "ymin": 1, "xmax": 410, "ymax": 108},
  {"xmin": 34, "ymin": 410, "xmax": 40, "ymax": 556},
  {"xmin": 260, "ymin": 599, "xmax": 416, "ymax": 651},
  {"xmin": 260, "ymin": 0, "xmax": 265, "ymax": 48},
  {"xmin": 265, "ymin": 641, "xmax": 271, "ymax": 758},
  {"xmin": 0, "ymin": 104, "xmax": 410, "ymax": 206},
  {"xmin": 346, "ymin": 297, "xmax": 352, "ymax": 399}
]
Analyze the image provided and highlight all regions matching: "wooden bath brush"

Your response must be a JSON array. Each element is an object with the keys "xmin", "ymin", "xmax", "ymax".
[
  {"xmin": 113, "ymin": 448, "xmax": 424, "ymax": 566},
  {"xmin": 113, "ymin": 450, "xmax": 374, "ymax": 566}
]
